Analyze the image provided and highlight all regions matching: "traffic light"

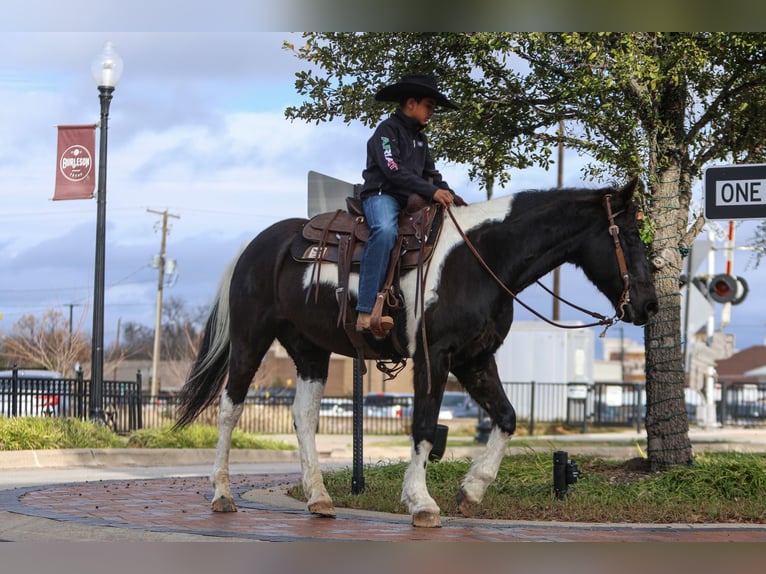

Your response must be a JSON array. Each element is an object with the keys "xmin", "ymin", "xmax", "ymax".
[{"xmin": 698, "ymin": 274, "xmax": 749, "ymax": 305}]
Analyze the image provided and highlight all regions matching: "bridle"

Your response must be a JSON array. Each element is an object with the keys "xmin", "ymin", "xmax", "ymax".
[
  {"xmin": 603, "ymin": 193, "xmax": 632, "ymax": 321},
  {"xmin": 445, "ymin": 193, "xmax": 632, "ymax": 337}
]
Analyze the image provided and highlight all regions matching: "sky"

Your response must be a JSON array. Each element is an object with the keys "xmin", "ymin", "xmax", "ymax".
[{"xmin": 1, "ymin": 24, "xmax": 765, "ymax": 359}]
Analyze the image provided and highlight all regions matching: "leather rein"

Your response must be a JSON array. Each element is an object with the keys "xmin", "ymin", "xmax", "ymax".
[{"xmin": 444, "ymin": 194, "xmax": 631, "ymax": 338}]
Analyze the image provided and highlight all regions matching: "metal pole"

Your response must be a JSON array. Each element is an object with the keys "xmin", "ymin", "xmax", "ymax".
[{"xmin": 89, "ymin": 85, "xmax": 114, "ymax": 425}]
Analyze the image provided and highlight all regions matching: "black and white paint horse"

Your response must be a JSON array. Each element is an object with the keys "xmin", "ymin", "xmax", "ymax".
[{"xmin": 176, "ymin": 177, "xmax": 658, "ymax": 528}]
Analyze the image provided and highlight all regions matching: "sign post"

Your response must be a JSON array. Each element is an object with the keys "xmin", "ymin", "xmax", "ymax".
[
  {"xmin": 704, "ymin": 164, "xmax": 766, "ymax": 220},
  {"xmin": 306, "ymin": 171, "xmax": 366, "ymax": 494}
]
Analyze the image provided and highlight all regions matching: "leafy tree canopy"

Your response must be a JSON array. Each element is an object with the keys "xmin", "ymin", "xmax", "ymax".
[{"xmin": 286, "ymin": 32, "xmax": 766, "ymax": 198}]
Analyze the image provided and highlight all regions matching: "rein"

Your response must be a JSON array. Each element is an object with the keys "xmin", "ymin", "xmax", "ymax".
[{"xmin": 444, "ymin": 194, "xmax": 630, "ymax": 338}]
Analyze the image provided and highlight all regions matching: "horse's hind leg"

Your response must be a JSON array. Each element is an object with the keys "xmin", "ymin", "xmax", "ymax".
[
  {"xmin": 283, "ymin": 335, "xmax": 335, "ymax": 517},
  {"xmin": 451, "ymin": 355, "xmax": 516, "ymax": 517},
  {"xmin": 293, "ymin": 374, "xmax": 335, "ymax": 517},
  {"xmin": 211, "ymin": 391, "xmax": 244, "ymax": 512},
  {"xmin": 211, "ymin": 333, "xmax": 271, "ymax": 513}
]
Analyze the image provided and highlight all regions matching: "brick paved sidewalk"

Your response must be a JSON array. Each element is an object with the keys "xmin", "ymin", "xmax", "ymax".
[{"xmin": 3, "ymin": 472, "xmax": 766, "ymax": 542}]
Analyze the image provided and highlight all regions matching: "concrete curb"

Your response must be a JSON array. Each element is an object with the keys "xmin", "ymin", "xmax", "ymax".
[{"xmin": 2, "ymin": 427, "xmax": 765, "ymax": 470}]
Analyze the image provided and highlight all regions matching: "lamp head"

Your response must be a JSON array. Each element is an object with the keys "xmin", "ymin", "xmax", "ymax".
[{"xmin": 91, "ymin": 41, "xmax": 123, "ymax": 88}]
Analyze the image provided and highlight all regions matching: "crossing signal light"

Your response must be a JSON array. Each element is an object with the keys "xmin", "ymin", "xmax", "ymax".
[
  {"xmin": 708, "ymin": 274, "xmax": 736, "ymax": 303},
  {"xmin": 706, "ymin": 274, "xmax": 748, "ymax": 305}
]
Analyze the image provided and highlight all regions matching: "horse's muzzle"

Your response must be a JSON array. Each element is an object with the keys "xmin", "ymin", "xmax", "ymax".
[{"xmin": 624, "ymin": 299, "xmax": 658, "ymax": 326}]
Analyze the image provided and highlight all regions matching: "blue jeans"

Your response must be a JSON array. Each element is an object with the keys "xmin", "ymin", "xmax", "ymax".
[{"xmin": 356, "ymin": 193, "xmax": 400, "ymax": 313}]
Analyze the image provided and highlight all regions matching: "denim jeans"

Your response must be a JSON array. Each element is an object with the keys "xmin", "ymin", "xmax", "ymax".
[{"xmin": 356, "ymin": 193, "xmax": 400, "ymax": 313}]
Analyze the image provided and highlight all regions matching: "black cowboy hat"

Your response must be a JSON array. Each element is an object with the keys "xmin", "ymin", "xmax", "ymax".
[{"xmin": 375, "ymin": 74, "xmax": 458, "ymax": 110}]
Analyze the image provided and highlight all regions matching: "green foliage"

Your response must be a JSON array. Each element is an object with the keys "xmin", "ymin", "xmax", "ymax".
[
  {"xmin": 293, "ymin": 452, "xmax": 766, "ymax": 523},
  {"xmin": 286, "ymin": 33, "xmax": 766, "ymax": 193},
  {"xmin": 0, "ymin": 417, "xmax": 124, "ymax": 450},
  {"xmin": 126, "ymin": 424, "xmax": 295, "ymax": 450},
  {"xmin": 0, "ymin": 418, "xmax": 295, "ymax": 451}
]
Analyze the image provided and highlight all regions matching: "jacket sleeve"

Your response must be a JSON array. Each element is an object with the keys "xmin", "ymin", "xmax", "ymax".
[
  {"xmin": 423, "ymin": 151, "xmax": 451, "ymax": 192},
  {"xmin": 368, "ymin": 123, "xmax": 445, "ymax": 200}
]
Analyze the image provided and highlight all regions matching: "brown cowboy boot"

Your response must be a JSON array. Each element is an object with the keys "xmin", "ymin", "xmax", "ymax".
[{"xmin": 356, "ymin": 312, "xmax": 394, "ymax": 337}]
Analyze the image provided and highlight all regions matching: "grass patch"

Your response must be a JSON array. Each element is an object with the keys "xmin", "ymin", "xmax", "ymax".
[
  {"xmin": 0, "ymin": 417, "xmax": 124, "ymax": 450},
  {"xmin": 0, "ymin": 417, "xmax": 295, "ymax": 451},
  {"xmin": 289, "ymin": 452, "xmax": 766, "ymax": 523}
]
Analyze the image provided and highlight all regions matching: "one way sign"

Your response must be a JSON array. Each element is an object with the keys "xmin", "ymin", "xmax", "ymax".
[{"xmin": 704, "ymin": 164, "xmax": 766, "ymax": 220}]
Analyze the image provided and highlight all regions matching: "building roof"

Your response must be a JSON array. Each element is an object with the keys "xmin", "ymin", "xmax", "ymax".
[{"xmin": 715, "ymin": 345, "xmax": 766, "ymax": 381}]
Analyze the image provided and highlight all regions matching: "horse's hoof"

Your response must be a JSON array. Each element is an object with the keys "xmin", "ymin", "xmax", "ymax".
[
  {"xmin": 211, "ymin": 496, "xmax": 237, "ymax": 513},
  {"xmin": 412, "ymin": 510, "xmax": 442, "ymax": 528},
  {"xmin": 456, "ymin": 488, "xmax": 478, "ymax": 517},
  {"xmin": 309, "ymin": 500, "xmax": 337, "ymax": 518}
]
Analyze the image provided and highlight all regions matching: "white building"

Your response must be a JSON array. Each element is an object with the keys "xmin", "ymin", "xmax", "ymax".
[{"xmin": 495, "ymin": 320, "xmax": 594, "ymax": 384}]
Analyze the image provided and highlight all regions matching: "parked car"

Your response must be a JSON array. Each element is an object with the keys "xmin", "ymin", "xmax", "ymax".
[
  {"xmin": 0, "ymin": 370, "xmax": 66, "ymax": 417},
  {"xmin": 319, "ymin": 398, "xmax": 354, "ymax": 417},
  {"xmin": 363, "ymin": 392, "xmax": 413, "ymax": 418},
  {"xmin": 438, "ymin": 391, "xmax": 481, "ymax": 419}
]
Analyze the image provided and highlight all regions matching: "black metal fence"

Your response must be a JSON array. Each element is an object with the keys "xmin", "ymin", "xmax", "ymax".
[
  {"xmin": 718, "ymin": 381, "xmax": 766, "ymax": 426},
  {"xmin": 0, "ymin": 368, "xmax": 143, "ymax": 434},
  {"xmin": 4, "ymin": 371, "xmax": 764, "ymax": 436},
  {"xmin": 501, "ymin": 381, "xmax": 643, "ymax": 434},
  {"xmin": 139, "ymin": 394, "xmax": 413, "ymax": 435}
]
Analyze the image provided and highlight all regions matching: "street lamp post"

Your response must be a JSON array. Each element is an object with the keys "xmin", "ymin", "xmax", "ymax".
[{"xmin": 89, "ymin": 42, "xmax": 123, "ymax": 423}]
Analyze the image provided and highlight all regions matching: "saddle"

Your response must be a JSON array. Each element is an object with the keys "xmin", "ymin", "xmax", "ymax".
[
  {"xmin": 291, "ymin": 193, "xmax": 443, "ymax": 366},
  {"xmin": 297, "ymin": 195, "xmax": 439, "ymax": 267}
]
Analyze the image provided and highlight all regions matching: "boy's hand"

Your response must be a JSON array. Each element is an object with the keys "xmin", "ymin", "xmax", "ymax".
[{"xmin": 433, "ymin": 188, "xmax": 455, "ymax": 207}]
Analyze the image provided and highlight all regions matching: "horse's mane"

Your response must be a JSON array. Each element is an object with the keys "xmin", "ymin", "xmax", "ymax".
[{"xmin": 507, "ymin": 185, "xmax": 617, "ymax": 223}]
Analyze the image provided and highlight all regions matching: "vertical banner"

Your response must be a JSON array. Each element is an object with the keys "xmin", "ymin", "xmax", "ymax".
[{"xmin": 53, "ymin": 124, "xmax": 97, "ymax": 201}]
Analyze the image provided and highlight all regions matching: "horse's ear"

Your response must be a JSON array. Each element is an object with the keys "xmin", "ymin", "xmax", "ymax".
[{"xmin": 617, "ymin": 176, "xmax": 639, "ymax": 205}]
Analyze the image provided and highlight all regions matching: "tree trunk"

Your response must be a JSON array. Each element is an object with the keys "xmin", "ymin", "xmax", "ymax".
[{"xmin": 644, "ymin": 163, "xmax": 693, "ymax": 470}]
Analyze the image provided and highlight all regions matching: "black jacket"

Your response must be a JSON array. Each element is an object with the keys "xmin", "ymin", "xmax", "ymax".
[{"xmin": 361, "ymin": 110, "xmax": 451, "ymax": 208}]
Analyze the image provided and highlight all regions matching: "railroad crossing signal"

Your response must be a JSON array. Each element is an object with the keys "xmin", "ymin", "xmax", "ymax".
[{"xmin": 693, "ymin": 274, "xmax": 748, "ymax": 305}]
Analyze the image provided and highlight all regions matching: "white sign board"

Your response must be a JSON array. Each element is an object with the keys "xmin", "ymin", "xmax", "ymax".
[
  {"xmin": 704, "ymin": 164, "xmax": 766, "ymax": 220},
  {"xmin": 567, "ymin": 384, "xmax": 588, "ymax": 400}
]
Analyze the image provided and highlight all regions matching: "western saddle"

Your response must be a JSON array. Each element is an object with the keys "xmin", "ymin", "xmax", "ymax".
[{"xmin": 291, "ymin": 193, "xmax": 443, "ymax": 370}]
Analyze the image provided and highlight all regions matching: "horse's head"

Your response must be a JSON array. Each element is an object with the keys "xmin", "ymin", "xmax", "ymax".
[{"xmin": 577, "ymin": 178, "xmax": 658, "ymax": 326}]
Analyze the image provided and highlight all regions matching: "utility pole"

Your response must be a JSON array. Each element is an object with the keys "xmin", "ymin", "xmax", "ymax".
[
  {"xmin": 66, "ymin": 303, "xmax": 81, "ymax": 345},
  {"xmin": 553, "ymin": 119, "xmax": 564, "ymax": 321},
  {"xmin": 113, "ymin": 316, "xmax": 121, "ymax": 381},
  {"xmin": 147, "ymin": 208, "xmax": 180, "ymax": 397}
]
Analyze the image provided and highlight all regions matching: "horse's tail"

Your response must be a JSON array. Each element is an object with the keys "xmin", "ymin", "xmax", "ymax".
[{"xmin": 174, "ymin": 253, "xmax": 238, "ymax": 429}]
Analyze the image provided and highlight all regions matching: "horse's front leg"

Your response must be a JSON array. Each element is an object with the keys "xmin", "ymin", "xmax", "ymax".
[
  {"xmin": 211, "ymin": 391, "xmax": 244, "ymax": 512},
  {"xmin": 457, "ymin": 425, "xmax": 512, "ymax": 517},
  {"xmin": 402, "ymin": 435, "xmax": 443, "ymax": 527},
  {"xmin": 452, "ymin": 357, "xmax": 516, "ymax": 517},
  {"xmin": 292, "ymin": 376, "xmax": 335, "ymax": 517},
  {"xmin": 401, "ymin": 369, "xmax": 446, "ymax": 528}
]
